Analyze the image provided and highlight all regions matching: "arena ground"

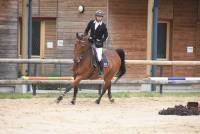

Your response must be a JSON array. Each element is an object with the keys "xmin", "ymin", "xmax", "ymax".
[{"xmin": 0, "ymin": 97, "xmax": 199, "ymax": 134}]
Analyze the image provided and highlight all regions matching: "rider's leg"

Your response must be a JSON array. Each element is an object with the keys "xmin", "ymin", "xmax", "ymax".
[
  {"xmin": 91, "ymin": 44, "xmax": 97, "ymax": 68},
  {"xmin": 96, "ymin": 47, "xmax": 103, "ymax": 75}
]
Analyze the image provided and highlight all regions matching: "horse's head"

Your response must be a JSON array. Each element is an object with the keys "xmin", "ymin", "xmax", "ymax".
[{"xmin": 73, "ymin": 32, "xmax": 90, "ymax": 63}]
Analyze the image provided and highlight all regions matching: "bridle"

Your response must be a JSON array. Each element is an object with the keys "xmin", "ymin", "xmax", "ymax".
[{"xmin": 73, "ymin": 39, "xmax": 90, "ymax": 64}]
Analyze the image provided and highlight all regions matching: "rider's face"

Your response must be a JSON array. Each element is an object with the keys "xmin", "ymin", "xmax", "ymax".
[{"xmin": 95, "ymin": 16, "xmax": 103, "ymax": 22}]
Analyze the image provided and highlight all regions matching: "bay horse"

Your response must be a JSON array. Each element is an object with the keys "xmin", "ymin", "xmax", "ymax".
[{"xmin": 57, "ymin": 32, "xmax": 126, "ymax": 104}]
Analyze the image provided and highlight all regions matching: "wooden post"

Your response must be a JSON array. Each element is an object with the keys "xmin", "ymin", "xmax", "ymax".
[
  {"xmin": 147, "ymin": 0, "xmax": 154, "ymax": 76},
  {"xmin": 21, "ymin": 0, "xmax": 29, "ymax": 75},
  {"xmin": 40, "ymin": 20, "xmax": 45, "ymax": 59},
  {"xmin": 40, "ymin": 20, "xmax": 45, "ymax": 74}
]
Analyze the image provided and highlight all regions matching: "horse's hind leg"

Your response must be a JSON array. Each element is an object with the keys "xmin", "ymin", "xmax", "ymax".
[
  {"xmin": 95, "ymin": 87, "xmax": 106, "ymax": 104},
  {"xmin": 95, "ymin": 81, "xmax": 111, "ymax": 104},
  {"xmin": 107, "ymin": 84, "xmax": 114, "ymax": 103}
]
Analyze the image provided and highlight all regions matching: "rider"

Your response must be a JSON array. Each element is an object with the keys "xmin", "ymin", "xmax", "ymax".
[{"xmin": 84, "ymin": 10, "xmax": 108, "ymax": 75}]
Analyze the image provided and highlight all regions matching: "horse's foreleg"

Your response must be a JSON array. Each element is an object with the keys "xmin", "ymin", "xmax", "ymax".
[
  {"xmin": 71, "ymin": 86, "xmax": 78, "ymax": 105},
  {"xmin": 95, "ymin": 81, "xmax": 111, "ymax": 104},
  {"xmin": 57, "ymin": 84, "xmax": 72, "ymax": 103},
  {"xmin": 71, "ymin": 78, "xmax": 81, "ymax": 105},
  {"xmin": 107, "ymin": 83, "xmax": 114, "ymax": 103}
]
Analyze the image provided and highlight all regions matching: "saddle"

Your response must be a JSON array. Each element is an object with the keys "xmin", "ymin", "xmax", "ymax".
[{"xmin": 91, "ymin": 48, "xmax": 109, "ymax": 68}]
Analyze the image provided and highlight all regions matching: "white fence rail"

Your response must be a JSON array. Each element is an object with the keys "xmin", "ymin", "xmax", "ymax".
[
  {"xmin": 0, "ymin": 79, "xmax": 200, "ymax": 85},
  {"xmin": 0, "ymin": 58, "xmax": 200, "ymax": 65},
  {"xmin": 1, "ymin": 59, "xmax": 200, "ymax": 86}
]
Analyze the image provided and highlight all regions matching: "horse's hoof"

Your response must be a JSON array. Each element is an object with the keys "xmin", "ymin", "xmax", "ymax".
[
  {"xmin": 110, "ymin": 99, "xmax": 115, "ymax": 103},
  {"xmin": 95, "ymin": 99, "xmax": 100, "ymax": 104},
  {"xmin": 56, "ymin": 96, "xmax": 63, "ymax": 104},
  {"xmin": 71, "ymin": 100, "xmax": 76, "ymax": 105},
  {"xmin": 56, "ymin": 100, "xmax": 61, "ymax": 104}
]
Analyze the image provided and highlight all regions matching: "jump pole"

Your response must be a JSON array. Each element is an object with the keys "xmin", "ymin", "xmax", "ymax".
[
  {"xmin": 1, "ymin": 58, "xmax": 200, "ymax": 65},
  {"xmin": 150, "ymin": 77, "xmax": 200, "ymax": 81},
  {"xmin": 0, "ymin": 79, "xmax": 200, "ymax": 85},
  {"xmin": 22, "ymin": 76, "xmax": 74, "ymax": 80}
]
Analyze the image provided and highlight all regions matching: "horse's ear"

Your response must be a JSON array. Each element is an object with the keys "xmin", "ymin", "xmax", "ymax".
[{"xmin": 76, "ymin": 32, "xmax": 79, "ymax": 38}]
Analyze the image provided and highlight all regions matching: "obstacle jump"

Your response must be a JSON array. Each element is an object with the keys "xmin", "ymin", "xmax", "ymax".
[{"xmin": 1, "ymin": 58, "xmax": 200, "ymax": 96}]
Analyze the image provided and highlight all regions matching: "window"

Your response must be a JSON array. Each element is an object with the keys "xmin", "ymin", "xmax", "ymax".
[
  {"xmin": 32, "ymin": 20, "xmax": 41, "ymax": 56},
  {"xmin": 157, "ymin": 22, "xmax": 170, "ymax": 59}
]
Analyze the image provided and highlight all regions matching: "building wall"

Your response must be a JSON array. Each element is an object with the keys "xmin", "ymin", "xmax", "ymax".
[
  {"xmin": 56, "ymin": 0, "xmax": 107, "ymax": 59},
  {"xmin": 172, "ymin": 0, "xmax": 197, "ymax": 76},
  {"xmin": 158, "ymin": 0, "xmax": 199, "ymax": 77},
  {"xmin": 0, "ymin": 0, "xmax": 18, "ymax": 79},
  {"xmin": 19, "ymin": 0, "xmax": 58, "ymax": 17},
  {"xmin": 108, "ymin": 0, "xmax": 148, "ymax": 79},
  {"xmin": 195, "ymin": 1, "xmax": 200, "ymax": 76}
]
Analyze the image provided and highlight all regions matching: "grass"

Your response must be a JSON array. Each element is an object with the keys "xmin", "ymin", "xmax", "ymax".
[
  {"xmin": 0, "ymin": 91, "xmax": 200, "ymax": 99},
  {"xmin": 0, "ymin": 92, "xmax": 33, "ymax": 99}
]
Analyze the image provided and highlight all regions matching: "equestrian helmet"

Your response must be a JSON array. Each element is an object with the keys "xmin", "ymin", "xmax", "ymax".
[{"xmin": 95, "ymin": 10, "xmax": 104, "ymax": 17}]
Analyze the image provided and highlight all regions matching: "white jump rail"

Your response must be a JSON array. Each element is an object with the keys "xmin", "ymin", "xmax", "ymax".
[
  {"xmin": 1, "ymin": 58, "xmax": 200, "ymax": 65},
  {"xmin": 0, "ymin": 79, "xmax": 200, "ymax": 85}
]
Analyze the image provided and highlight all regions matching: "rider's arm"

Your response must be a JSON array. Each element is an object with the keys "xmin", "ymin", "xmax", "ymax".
[
  {"xmin": 84, "ymin": 20, "xmax": 93, "ymax": 35},
  {"xmin": 101, "ymin": 24, "xmax": 108, "ymax": 43}
]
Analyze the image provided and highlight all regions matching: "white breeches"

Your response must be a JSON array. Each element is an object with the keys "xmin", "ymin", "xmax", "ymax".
[{"xmin": 95, "ymin": 47, "xmax": 103, "ymax": 62}]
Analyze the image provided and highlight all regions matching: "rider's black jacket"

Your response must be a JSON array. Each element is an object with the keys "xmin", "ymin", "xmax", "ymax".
[{"xmin": 84, "ymin": 20, "xmax": 108, "ymax": 48}]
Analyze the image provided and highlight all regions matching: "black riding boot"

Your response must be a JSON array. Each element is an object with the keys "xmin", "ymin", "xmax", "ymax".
[
  {"xmin": 92, "ymin": 55, "xmax": 97, "ymax": 68},
  {"xmin": 91, "ymin": 45, "xmax": 97, "ymax": 68},
  {"xmin": 98, "ymin": 60, "xmax": 104, "ymax": 76}
]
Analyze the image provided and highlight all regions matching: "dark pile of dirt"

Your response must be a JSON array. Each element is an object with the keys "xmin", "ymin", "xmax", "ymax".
[{"xmin": 159, "ymin": 102, "xmax": 200, "ymax": 116}]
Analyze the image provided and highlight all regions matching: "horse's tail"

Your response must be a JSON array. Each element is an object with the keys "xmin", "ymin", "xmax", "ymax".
[{"xmin": 115, "ymin": 48, "xmax": 126, "ymax": 83}]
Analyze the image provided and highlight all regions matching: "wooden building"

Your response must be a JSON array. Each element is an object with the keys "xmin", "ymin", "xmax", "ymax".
[
  {"xmin": 1, "ymin": 0, "xmax": 200, "ymax": 79},
  {"xmin": 0, "ymin": 0, "xmax": 18, "ymax": 79}
]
